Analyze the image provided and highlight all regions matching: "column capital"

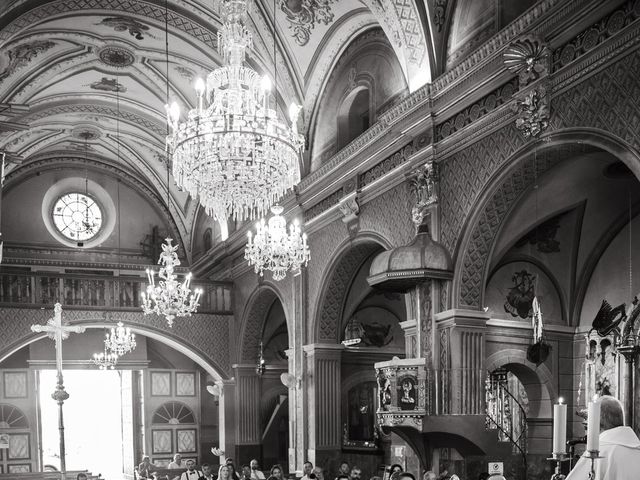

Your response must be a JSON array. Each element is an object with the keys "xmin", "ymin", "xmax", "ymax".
[{"xmin": 303, "ymin": 343, "xmax": 345, "ymax": 357}]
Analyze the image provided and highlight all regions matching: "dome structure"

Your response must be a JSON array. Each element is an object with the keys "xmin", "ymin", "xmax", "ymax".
[{"xmin": 367, "ymin": 225, "xmax": 453, "ymax": 292}]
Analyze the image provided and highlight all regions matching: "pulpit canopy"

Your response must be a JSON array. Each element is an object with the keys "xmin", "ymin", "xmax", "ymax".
[{"xmin": 367, "ymin": 225, "xmax": 452, "ymax": 292}]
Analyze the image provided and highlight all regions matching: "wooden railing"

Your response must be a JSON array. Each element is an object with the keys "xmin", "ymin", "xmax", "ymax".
[{"xmin": 0, "ymin": 271, "xmax": 233, "ymax": 314}]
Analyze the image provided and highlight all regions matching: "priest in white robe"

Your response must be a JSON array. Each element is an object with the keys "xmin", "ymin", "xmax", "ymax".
[{"xmin": 567, "ymin": 396, "xmax": 640, "ymax": 480}]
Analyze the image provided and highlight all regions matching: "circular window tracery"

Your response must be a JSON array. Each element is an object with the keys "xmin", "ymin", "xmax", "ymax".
[
  {"xmin": 0, "ymin": 404, "xmax": 29, "ymax": 428},
  {"xmin": 52, "ymin": 192, "xmax": 103, "ymax": 241},
  {"xmin": 152, "ymin": 402, "xmax": 195, "ymax": 424}
]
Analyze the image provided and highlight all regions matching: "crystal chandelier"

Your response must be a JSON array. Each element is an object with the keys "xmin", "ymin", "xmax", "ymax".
[
  {"xmin": 245, "ymin": 205, "xmax": 310, "ymax": 280},
  {"xmin": 104, "ymin": 321, "xmax": 136, "ymax": 356},
  {"xmin": 166, "ymin": 0, "xmax": 305, "ymax": 221},
  {"xmin": 92, "ymin": 345, "xmax": 118, "ymax": 370},
  {"xmin": 142, "ymin": 238, "xmax": 202, "ymax": 327}
]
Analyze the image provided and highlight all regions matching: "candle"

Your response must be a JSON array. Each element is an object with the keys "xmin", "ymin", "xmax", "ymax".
[
  {"xmin": 553, "ymin": 397, "xmax": 567, "ymax": 454},
  {"xmin": 586, "ymin": 398, "xmax": 601, "ymax": 452}
]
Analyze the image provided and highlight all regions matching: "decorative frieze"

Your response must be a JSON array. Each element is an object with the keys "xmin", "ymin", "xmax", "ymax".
[
  {"xmin": 436, "ymin": 79, "xmax": 518, "ymax": 141},
  {"xmin": 552, "ymin": 0, "xmax": 640, "ymax": 72},
  {"xmin": 303, "ymin": 188, "xmax": 343, "ymax": 223}
]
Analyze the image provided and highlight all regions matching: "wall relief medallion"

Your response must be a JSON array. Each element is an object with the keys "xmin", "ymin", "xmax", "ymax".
[
  {"xmin": 96, "ymin": 16, "xmax": 151, "ymax": 40},
  {"xmin": 504, "ymin": 35, "xmax": 549, "ymax": 86},
  {"xmin": 280, "ymin": 0, "xmax": 336, "ymax": 46},
  {"xmin": 97, "ymin": 46, "xmax": 135, "ymax": 67}
]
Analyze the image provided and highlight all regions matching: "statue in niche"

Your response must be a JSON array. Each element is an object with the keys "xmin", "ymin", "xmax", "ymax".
[
  {"xmin": 504, "ymin": 269, "xmax": 536, "ymax": 319},
  {"xmin": 377, "ymin": 374, "xmax": 391, "ymax": 411},
  {"xmin": 584, "ymin": 332, "xmax": 618, "ymax": 402},
  {"xmin": 397, "ymin": 376, "xmax": 417, "ymax": 410},
  {"xmin": 346, "ymin": 382, "xmax": 376, "ymax": 442}
]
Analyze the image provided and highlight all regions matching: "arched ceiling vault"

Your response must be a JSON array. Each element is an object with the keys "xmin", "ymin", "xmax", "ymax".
[{"xmin": 0, "ymin": 0, "xmax": 440, "ymax": 260}]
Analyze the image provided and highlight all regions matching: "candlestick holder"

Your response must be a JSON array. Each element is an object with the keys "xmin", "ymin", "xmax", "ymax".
[
  {"xmin": 546, "ymin": 452, "xmax": 569, "ymax": 480},
  {"xmin": 583, "ymin": 450, "xmax": 603, "ymax": 480}
]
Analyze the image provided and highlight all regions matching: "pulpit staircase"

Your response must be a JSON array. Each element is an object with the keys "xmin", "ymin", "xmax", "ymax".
[{"xmin": 485, "ymin": 370, "xmax": 528, "ymax": 476}]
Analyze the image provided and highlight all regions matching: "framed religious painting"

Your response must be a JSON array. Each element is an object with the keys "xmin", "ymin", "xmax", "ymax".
[
  {"xmin": 151, "ymin": 429, "xmax": 172, "ymax": 455},
  {"xmin": 150, "ymin": 371, "xmax": 171, "ymax": 397},
  {"xmin": 175, "ymin": 372, "xmax": 196, "ymax": 397}
]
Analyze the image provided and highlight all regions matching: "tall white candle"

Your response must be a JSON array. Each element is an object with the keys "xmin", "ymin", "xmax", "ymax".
[
  {"xmin": 586, "ymin": 398, "xmax": 601, "ymax": 452},
  {"xmin": 553, "ymin": 398, "xmax": 567, "ymax": 454}
]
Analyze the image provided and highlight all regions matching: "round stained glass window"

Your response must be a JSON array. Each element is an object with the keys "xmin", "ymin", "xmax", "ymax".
[{"xmin": 52, "ymin": 192, "xmax": 103, "ymax": 242}]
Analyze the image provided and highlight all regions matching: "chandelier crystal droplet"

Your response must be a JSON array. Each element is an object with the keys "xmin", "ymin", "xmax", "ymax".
[
  {"xmin": 166, "ymin": 0, "xmax": 305, "ymax": 222},
  {"xmin": 92, "ymin": 344, "xmax": 118, "ymax": 370},
  {"xmin": 141, "ymin": 238, "xmax": 203, "ymax": 327},
  {"xmin": 245, "ymin": 205, "xmax": 310, "ymax": 281},
  {"xmin": 104, "ymin": 321, "xmax": 137, "ymax": 356}
]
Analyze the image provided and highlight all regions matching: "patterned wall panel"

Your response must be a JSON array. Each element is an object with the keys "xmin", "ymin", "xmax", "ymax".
[
  {"xmin": 239, "ymin": 288, "xmax": 278, "ymax": 364},
  {"xmin": 0, "ymin": 309, "xmax": 232, "ymax": 377}
]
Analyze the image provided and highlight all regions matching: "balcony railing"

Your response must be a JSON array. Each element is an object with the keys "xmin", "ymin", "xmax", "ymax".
[{"xmin": 0, "ymin": 271, "xmax": 233, "ymax": 314}]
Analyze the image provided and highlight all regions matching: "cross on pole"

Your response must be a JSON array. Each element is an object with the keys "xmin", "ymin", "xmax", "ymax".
[{"xmin": 31, "ymin": 303, "xmax": 85, "ymax": 479}]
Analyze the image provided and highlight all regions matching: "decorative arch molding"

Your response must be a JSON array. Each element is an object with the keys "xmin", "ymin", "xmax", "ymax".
[
  {"xmin": 486, "ymin": 348, "xmax": 556, "ymax": 418},
  {"xmin": 453, "ymin": 129, "xmax": 640, "ymax": 310},
  {"xmin": 312, "ymin": 233, "xmax": 389, "ymax": 344},
  {"xmin": 0, "ymin": 308, "xmax": 231, "ymax": 380},
  {"xmin": 239, "ymin": 284, "xmax": 290, "ymax": 365},
  {"xmin": 4, "ymin": 154, "xmax": 189, "ymax": 257}
]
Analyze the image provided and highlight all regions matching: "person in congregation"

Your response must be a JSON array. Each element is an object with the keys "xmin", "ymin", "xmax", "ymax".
[
  {"xmin": 301, "ymin": 462, "xmax": 313, "ymax": 480},
  {"xmin": 250, "ymin": 459, "xmax": 266, "ymax": 480},
  {"xmin": 348, "ymin": 466, "xmax": 362, "ymax": 480},
  {"xmin": 241, "ymin": 465, "xmax": 252, "ymax": 480},
  {"xmin": 422, "ymin": 472, "xmax": 436, "ymax": 480},
  {"xmin": 179, "ymin": 459, "xmax": 203, "ymax": 480},
  {"xmin": 138, "ymin": 455, "xmax": 157, "ymax": 479},
  {"xmin": 168, "ymin": 453, "xmax": 183, "ymax": 469},
  {"xmin": 336, "ymin": 461, "xmax": 350, "ymax": 479},
  {"xmin": 566, "ymin": 395, "xmax": 640, "ymax": 479},
  {"xmin": 313, "ymin": 466, "xmax": 324, "ymax": 480},
  {"xmin": 227, "ymin": 463, "xmax": 241, "ymax": 480},
  {"xmin": 269, "ymin": 465, "xmax": 284, "ymax": 480},
  {"xmin": 199, "ymin": 464, "xmax": 215, "ymax": 480}
]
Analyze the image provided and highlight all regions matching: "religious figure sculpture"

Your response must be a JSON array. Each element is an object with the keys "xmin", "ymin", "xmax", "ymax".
[{"xmin": 410, "ymin": 161, "xmax": 438, "ymax": 228}]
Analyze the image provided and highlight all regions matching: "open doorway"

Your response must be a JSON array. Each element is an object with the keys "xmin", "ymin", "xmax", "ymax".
[{"xmin": 39, "ymin": 370, "xmax": 126, "ymax": 479}]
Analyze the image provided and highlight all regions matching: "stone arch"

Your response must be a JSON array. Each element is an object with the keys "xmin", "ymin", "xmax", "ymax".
[
  {"xmin": 238, "ymin": 284, "xmax": 289, "ymax": 365},
  {"xmin": 486, "ymin": 348, "xmax": 556, "ymax": 418},
  {"xmin": 312, "ymin": 233, "xmax": 390, "ymax": 344},
  {"xmin": 453, "ymin": 128, "xmax": 640, "ymax": 310},
  {"xmin": 0, "ymin": 313, "xmax": 230, "ymax": 381}
]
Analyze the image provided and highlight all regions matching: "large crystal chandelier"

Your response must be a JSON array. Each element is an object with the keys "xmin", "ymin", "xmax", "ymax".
[
  {"xmin": 245, "ymin": 205, "xmax": 310, "ymax": 280},
  {"xmin": 166, "ymin": 0, "xmax": 305, "ymax": 221},
  {"xmin": 105, "ymin": 321, "xmax": 136, "ymax": 356},
  {"xmin": 142, "ymin": 238, "xmax": 202, "ymax": 327}
]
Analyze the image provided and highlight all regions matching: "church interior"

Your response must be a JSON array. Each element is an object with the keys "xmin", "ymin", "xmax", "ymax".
[{"xmin": 0, "ymin": 0, "xmax": 640, "ymax": 479}]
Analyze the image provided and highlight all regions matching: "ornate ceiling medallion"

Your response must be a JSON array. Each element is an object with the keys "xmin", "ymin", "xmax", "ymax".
[
  {"xmin": 71, "ymin": 126, "xmax": 102, "ymax": 141},
  {"xmin": 97, "ymin": 46, "xmax": 135, "ymax": 67},
  {"xmin": 280, "ymin": 0, "xmax": 336, "ymax": 46}
]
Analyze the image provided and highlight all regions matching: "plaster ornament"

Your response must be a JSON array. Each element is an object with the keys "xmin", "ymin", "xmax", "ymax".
[
  {"xmin": 96, "ymin": 16, "xmax": 152, "ymax": 40},
  {"xmin": 338, "ymin": 192, "xmax": 360, "ymax": 236},
  {"xmin": 513, "ymin": 87, "xmax": 549, "ymax": 138},
  {"xmin": 280, "ymin": 0, "xmax": 336, "ymax": 46},
  {"xmin": 0, "ymin": 40, "xmax": 55, "ymax": 81},
  {"xmin": 410, "ymin": 161, "xmax": 438, "ymax": 228},
  {"xmin": 504, "ymin": 36, "xmax": 549, "ymax": 86},
  {"xmin": 89, "ymin": 77, "xmax": 126, "ymax": 93},
  {"xmin": 434, "ymin": 0, "xmax": 447, "ymax": 32}
]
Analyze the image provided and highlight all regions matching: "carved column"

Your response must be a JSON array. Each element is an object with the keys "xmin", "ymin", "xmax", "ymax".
[
  {"xmin": 304, "ymin": 343, "xmax": 344, "ymax": 468},
  {"xmin": 406, "ymin": 280, "xmax": 435, "ymax": 366},
  {"xmin": 233, "ymin": 365, "xmax": 262, "ymax": 462},
  {"xmin": 285, "ymin": 271, "xmax": 308, "ymax": 474},
  {"xmin": 434, "ymin": 309, "xmax": 488, "ymax": 415},
  {"xmin": 216, "ymin": 379, "xmax": 236, "ymax": 464}
]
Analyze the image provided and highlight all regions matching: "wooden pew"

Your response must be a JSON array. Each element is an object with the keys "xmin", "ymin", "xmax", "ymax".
[
  {"xmin": 135, "ymin": 468, "xmax": 187, "ymax": 480},
  {"xmin": 0, "ymin": 470, "xmax": 97, "ymax": 480}
]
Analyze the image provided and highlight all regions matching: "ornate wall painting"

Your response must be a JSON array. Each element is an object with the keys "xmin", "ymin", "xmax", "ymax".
[
  {"xmin": 0, "ymin": 40, "xmax": 55, "ymax": 82},
  {"xmin": 96, "ymin": 17, "xmax": 151, "ymax": 40},
  {"xmin": 514, "ymin": 216, "xmax": 561, "ymax": 253},
  {"xmin": 89, "ymin": 77, "xmax": 126, "ymax": 93},
  {"xmin": 397, "ymin": 376, "xmax": 417, "ymax": 411},
  {"xmin": 485, "ymin": 262, "xmax": 562, "ymax": 324},
  {"xmin": 584, "ymin": 331, "xmax": 620, "ymax": 403}
]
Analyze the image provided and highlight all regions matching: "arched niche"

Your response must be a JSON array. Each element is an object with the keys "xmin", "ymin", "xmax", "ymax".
[{"xmin": 337, "ymin": 85, "xmax": 372, "ymax": 150}]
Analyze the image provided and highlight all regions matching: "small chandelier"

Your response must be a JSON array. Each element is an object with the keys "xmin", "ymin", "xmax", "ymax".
[
  {"xmin": 105, "ymin": 321, "xmax": 136, "ymax": 356},
  {"xmin": 142, "ymin": 238, "xmax": 202, "ymax": 327},
  {"xmin": 245, "ymin": 205, "xmax": 310, "ymax": 281},
  {"xmin": 166, "ymin": 0, "xmax": 305, "ymax": 222},
  {"xmin": 91, "ymin": 345, "xmax": 118, "ymax": 370}
]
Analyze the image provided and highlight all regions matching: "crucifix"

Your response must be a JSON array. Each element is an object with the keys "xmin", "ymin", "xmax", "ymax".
[{"xmin": 31, "ymin": 303, "xmax": 85, "ymax": 478}]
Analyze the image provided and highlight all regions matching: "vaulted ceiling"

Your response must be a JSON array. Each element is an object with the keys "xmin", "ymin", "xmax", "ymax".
[{"xmin": 0, "ymin": 0, "xmax": 523, "ymax": 260}]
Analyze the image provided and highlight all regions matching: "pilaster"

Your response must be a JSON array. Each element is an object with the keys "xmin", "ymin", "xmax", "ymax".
[
  {"xmin": 216, "ymin": 379, "xmax": 236, "ymax": 464},
  {"xmin": 233, "ymin": 364, "xmax": 262, "ymax": 462},
  {"xmin": 303, "ymin": 343, "xmax": 344, "ymax": 468}
]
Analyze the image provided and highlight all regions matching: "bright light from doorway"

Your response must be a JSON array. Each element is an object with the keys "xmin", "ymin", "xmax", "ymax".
[{"xmin": 39, "ymin": 370, "xmax": 124, "ymax": 479}]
